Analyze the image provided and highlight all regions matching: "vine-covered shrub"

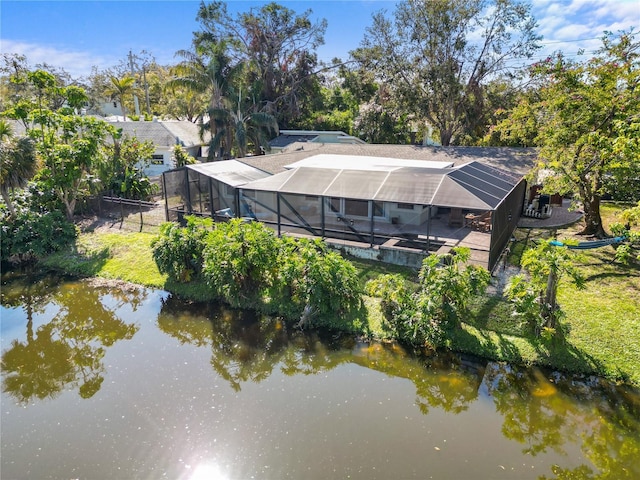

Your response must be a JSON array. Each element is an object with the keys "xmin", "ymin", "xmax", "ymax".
[
  {"xmin": 151, "ymin": 216, "xmax": 212, "ymax": 282},
  {"xmin": 151, "ymin": 217, "xmax": 362, "ymax": 325},
  {"xmin": 271, "ymin": 236, "xmax": 360, "ymax": 323},
  {"xmin": 366, "ymin": 248, "xmax": 490, "ymax": 348},
  {"xmin": 202, "ymin": 219, "xmax": 280, "ymax": 308},
  {"xmin": 1, "ymin": 192, "xmax": 77, "ymax": 265}
]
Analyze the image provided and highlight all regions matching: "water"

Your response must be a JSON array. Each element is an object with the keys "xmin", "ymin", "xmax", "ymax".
[{"xmin": 1, "ymin": 272, "xmax": 639, "ymax": 479}]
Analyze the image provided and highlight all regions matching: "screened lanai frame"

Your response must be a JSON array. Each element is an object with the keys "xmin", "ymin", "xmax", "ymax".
[
  {"xmin": 238, "ymin": 161, "xmax": 526, "ymax": 271},
  {"xmin": 162, "ymin": 161, "xmax": 271, "ymax": 222},
  {"xmin": 162, "ymin": 159, "xmax": 526, "ymax": 271}
]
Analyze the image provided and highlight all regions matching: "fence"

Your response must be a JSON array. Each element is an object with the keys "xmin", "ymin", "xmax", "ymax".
[{"xmin": 89, "ymin": 195, "xmax": 166, "ymax": 232}]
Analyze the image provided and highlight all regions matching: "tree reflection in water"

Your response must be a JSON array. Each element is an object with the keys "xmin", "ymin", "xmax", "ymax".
[
  {"xmin": 3, "ymin": 277, "xmax": 638, "ymax": 478},
  {"xmin": 1, "ymin": 276, "xmax": 141, "ymax": 403},
  {"xmin": 157, "ymin": 294, "xmax": 640, "ymax": 478},
  {"xmin": 158, "ymin": 296, "xmax": 484, "ymax": 412},
  {"xmin": 481, "ymin": 362, "xmax": 640, "ymax": 479}
]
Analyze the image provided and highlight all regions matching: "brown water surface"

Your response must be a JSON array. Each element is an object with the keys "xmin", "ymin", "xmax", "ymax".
[{"xmin": 1, "ymin": 273, "xmax": 639, "ymax": 479}]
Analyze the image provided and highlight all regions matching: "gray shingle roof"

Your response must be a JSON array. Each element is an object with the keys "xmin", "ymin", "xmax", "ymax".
[{"xmin": 107, "ymin": 120, "xmax": 204, "ymax": 147}]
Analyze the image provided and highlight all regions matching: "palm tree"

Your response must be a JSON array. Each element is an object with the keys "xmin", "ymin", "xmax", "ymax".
[
  {"xmin": 169, "ymin": 42, "xmax": 242, "ymax": 159},
  {"xmin": 0, "ymin": 134, "xmax": 38, "ymax": 218},
  {"xmin": 207, "ymin": 87, "xmax": 279, "ymax": 158},
  {"xmin": 105, "ymin": 76, "xmax": 136, "ymax": 120},
  {"xmin": 0, "ymin": 119, "xmax": 14, "ymax": 140}
]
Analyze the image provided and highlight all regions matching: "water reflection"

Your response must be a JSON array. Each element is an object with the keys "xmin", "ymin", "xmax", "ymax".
[
  {"xmin": 482, "ymin": 362, "xmax": 640, "ymax": 479},
  {"xmin": 1, "ymin": 274, "xmax": 141, "ymax": 402},
  {"xmin": 156, "ymin": 294, "xmax": 640, "ymax": 479},
  {"xmin": 1, "ymin": 274, "xmax": 639, "ymax": 479}
]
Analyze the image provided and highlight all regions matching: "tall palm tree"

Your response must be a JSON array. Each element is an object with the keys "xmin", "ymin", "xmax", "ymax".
[
  {"xmin": 105, "ymin": 76, "xmax": 136, "ymax": 120},
  {"xmin": 0, "ymin": 135, "xmax": 38, "ymax": 218},
  {"xmin": 169, "ymin": 42, "xmax": 242, "ymax": 159}
]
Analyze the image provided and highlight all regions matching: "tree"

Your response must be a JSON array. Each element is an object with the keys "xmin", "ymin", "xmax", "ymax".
[
  {"xmin": 104, "ymin": 75, "xmax": 137, "ymax": 120},
  {"xmin": 354, "ymin": 0, "xmax": 540, "ymax": 145},
  {"xmin": 505, "ymin": 240, "xmax": 585, "ymax": 334},
  {"xmin": 192, "ymin": 1, "xmax": 327, "ymax": 127},
  {"xmin": 207, "ymin": 86, "xmax": 279, "ymax": 158},
  {"xmin": 496, "ymin": 31, "xmax": 640, "ymax": 237},
  {"xmin": 170, "ymin": 42, "xmax": 240, "ymax": 159},
  {"xmin": 354, "ymin": 84, "xmax": 410, "ymax": 144},
  {"xmin": 172, "ymin": 144, "xmax": 196, "ymax": 167},
  {"xmin": 100, "ymin": 131, "xmax": 157, "ymax": 199},
  {"xmin": 0, "ymin": 134, "xmax": 38, "ymax": 218},
  {"xmin": 2, "ymin": 69, "xmax": 114, "ymax": 219}
]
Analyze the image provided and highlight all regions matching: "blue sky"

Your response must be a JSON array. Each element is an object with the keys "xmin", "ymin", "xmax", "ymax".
[{"xmin": 1, "ymin": 0, "xmax": 638, "ymax": 79}]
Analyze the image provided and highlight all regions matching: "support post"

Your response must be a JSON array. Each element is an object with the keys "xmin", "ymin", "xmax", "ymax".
[{"xmin": 277, "ymin": 193, "xmax": 281, "ymax": 237}]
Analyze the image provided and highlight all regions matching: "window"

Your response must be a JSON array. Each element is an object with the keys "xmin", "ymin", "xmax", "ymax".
[
  {"xmin": 150, "ymin": 154, "xmax": 164, "ymax": 165},
  {"xmin": 373, "ymin": 201, "xmax": 385, "ymax": 218},
  {"xmin": 397, "ymin": 203, "xmax": 414, "ymax": 210},
  {"xmin": 326, "ymin": 198, "xmax": 385, "ymax": 218},
  {"xmin": 329, "ymin": 197, "xmax": 341, "ymax": 213},
  {"xmin": 345, "ymin": 199, "xmax": 368, "ymax": 217}
]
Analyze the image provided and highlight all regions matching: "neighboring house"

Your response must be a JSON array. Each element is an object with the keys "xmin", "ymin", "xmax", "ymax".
[
  {"xmin": 268, "ymin": 130, "xmax": 367, "ymax": 153},
  {"xmin": 107, "ymin": 120, "xmax": 204, "ymax": 176},
  {"xmin": 163, "ymin": 145, "xmax": 537, "ymax": 271},
  {"xmin": 96, "ymin": 100, "xmax": 122, "ymax": 118}
]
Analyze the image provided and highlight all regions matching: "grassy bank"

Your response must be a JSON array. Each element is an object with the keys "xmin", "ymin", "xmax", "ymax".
[{"xmin": 42, "ymin": 207, "xmax": 640, "ymax": 386}]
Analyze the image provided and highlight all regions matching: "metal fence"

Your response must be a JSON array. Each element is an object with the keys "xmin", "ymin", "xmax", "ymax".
[{"xmin": 87, "ymin": 195, "xmax": 166, "ymax": 232}]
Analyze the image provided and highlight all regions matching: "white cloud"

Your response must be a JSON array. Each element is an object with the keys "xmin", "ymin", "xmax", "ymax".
[
  {"xmin": 0, "ymin": 39, "xmax": 118, "ymax": 79},
  {"xmin": 531, "ymin": 0, "xmax": 638, "ymax": 60}
]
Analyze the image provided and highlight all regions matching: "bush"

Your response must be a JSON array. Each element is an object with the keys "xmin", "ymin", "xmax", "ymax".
[
  {"xmin": 151, "ymin": 216, "xmax": 362, "ymax": 324},
  {"xmin": 151, "ymin": 217, "xmax": 212, "ymax": 282},
  {"xmin": 274, "ymin": 237, "xmax": 361, "ymax": 325},
  {"xmin": 202, "ymin": 219, "xmax": 279, "ymax": 308},
  {"xmin": 1, "ymin": 193, "xmax": 77, "ymax": 265},
  {"xmin": 365, "ymin": 248, "xmax": 491, "ymax": 348}
]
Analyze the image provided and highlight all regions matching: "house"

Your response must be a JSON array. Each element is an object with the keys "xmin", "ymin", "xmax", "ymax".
[
  {"xmin": 162, "ymin": 145, "xmax": 536, "ymax": 271},
  {"xmin": 268, "ymin": 130, "xmax": 367, "ymax": 153},
  {"xmin": 107, "ymin": 120, "xmax": 204, "ymax": 176}
]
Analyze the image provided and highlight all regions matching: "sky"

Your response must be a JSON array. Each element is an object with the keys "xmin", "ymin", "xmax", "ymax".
[{"xmin": 1, "ymin": 0, "xmax": 639, "ymax": 80}]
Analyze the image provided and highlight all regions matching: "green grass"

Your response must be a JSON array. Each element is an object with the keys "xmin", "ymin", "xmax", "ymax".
[
  {"xmin": 457, "ymin": 202, "xmax": 640, "ymax": 385},
  {"xmin": 43, "ymin": 231, "xmax": 167, "ymax": 287},
  {"xmin": 41, "ymin": 203, "xmax": 640, "ymax": 386}
]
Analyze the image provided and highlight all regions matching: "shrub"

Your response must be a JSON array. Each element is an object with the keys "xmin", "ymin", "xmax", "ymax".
[
  {"xmin": 1, "ymin": 195, "xmax": 77, "ymax": 265},
  {"xmin": 151, "ymin": 216, "xmax": 212, "ymax": 282},
  {"xmin": 365, "ymin": 248, "xmax": 491, "ymax": 348},
  {"xmin": 151, "ymin": 216, "xmax": 362, "ymax": 325},
  {"xmin": 202, "ymin": 219, "xmax": 279, "ymax": 308}
]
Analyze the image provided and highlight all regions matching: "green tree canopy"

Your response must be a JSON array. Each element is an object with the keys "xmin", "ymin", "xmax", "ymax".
[
  {"xmin": 192, "ymin": 1, "xmax": 327, "ymax": 127},
  {"xmin": 353, "ymin": 0, "xmax": 540, "ymax": 146},
  {"xmin": 495, "ymin": 31, "xmax": 640, "ymax": 237}
]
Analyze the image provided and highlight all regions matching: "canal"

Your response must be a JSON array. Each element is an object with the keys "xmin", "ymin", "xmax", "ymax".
[{"xmin": 1, "ymin": 272, "xmax": 639, "ymax": 479}]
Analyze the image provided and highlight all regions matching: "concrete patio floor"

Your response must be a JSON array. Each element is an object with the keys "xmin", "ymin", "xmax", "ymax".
[{"xmin": 517, "ymin": 199, "xmax": 583, "ymax": 229}]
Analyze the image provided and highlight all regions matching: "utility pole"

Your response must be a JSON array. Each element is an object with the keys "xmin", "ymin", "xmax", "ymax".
[
  {"xmin": 128, "ymin": 50, "xmax": 141, "ymax": 117},
  {"xmin": 142, "ymin": 64, "xmax": 151, "ymax": 115}
]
